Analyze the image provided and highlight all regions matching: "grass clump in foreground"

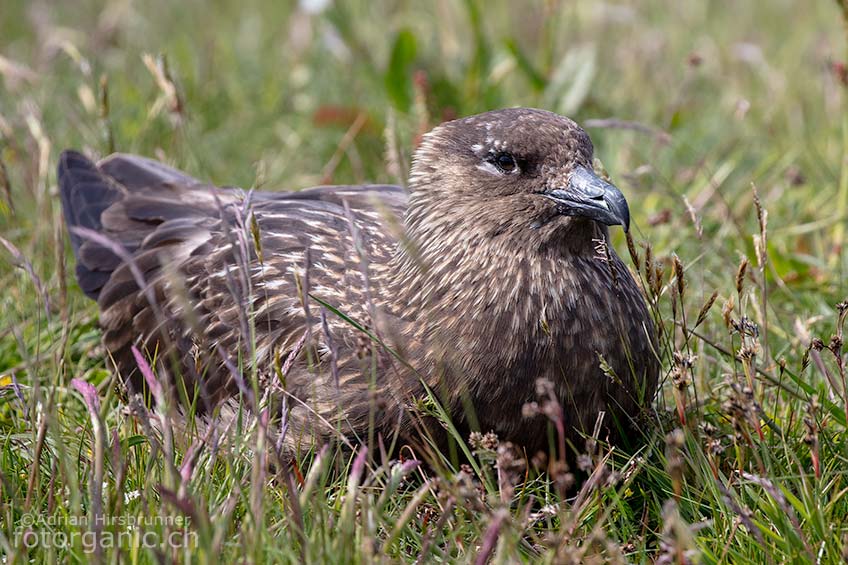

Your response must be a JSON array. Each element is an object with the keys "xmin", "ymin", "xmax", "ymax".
[{"xmin": 2, "ymin": 0, "xmax": 848, "ymax": 562}]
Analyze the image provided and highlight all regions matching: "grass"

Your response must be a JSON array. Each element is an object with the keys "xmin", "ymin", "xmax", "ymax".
[{"xmin": 2, "ymin": 0, "xmax": 848, "ymax": 562}]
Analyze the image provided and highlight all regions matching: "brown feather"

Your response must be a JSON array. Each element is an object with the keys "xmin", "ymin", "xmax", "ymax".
[{"xmin": 59, "ymin": 108, "xmax": 659, "ymax": 458}]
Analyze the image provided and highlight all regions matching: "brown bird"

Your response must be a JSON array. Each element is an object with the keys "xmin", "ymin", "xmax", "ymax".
[{"xmin": 59, "ymin": 108, "xmax": 658, "ymax": 459}]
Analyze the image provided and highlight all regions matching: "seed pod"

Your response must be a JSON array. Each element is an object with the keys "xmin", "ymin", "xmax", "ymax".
[
  {"xmin": 626, "ymin": 231, "xmax": 640, "ymax": 268},
  {"xmin": 695, "ymin": 290, "xmax": 718, "ymax": 328},
  {"xmin": 736, "ymin": 257, "xmax": 749, "ymax": 296},
  {"xmin": 672, "ymin": 253, "xmax": 686, "ymax": 299}
]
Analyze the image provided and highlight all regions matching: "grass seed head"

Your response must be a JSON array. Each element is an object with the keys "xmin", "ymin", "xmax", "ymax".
[{"xmin": 736, "ymin": 257, "xmax": 749, "ymax": 296}]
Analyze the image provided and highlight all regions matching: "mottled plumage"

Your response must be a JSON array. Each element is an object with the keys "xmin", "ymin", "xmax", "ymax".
[{"xmin": 60, "ymin": 108, "xmax": 658, "ymax": 458}]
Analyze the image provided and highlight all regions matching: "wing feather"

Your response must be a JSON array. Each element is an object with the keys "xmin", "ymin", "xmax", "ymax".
[{"xmin": 59, "ymin": 150, "xmax": 407, "ymax": 420}]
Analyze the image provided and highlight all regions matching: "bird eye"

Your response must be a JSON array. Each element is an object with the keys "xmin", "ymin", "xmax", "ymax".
[{"xmin": 493, "ymin": 152, "xmax": 518, "ymax": 173}]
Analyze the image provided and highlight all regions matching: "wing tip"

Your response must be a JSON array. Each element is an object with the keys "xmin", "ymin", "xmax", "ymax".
[
  {"xmin": 58, "ymin": 149, "xmax": 93, "ymax": 179},
  {"xmin": 58, "ymin": 149, "xmax": 98, "ymax": 248}
]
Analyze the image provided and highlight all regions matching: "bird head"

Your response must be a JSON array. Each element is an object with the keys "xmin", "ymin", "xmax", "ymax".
[{"xmin": 407, "ymin": 108, "xmax": 630, "ymax": 239}]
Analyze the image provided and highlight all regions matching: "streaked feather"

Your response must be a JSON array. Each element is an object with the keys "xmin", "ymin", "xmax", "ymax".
[{"xmin": 59, "ymin": 108, "xmax": 659, "ymax": 458}]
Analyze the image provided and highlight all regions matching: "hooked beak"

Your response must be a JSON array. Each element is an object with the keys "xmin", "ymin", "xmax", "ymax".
[{"xmin": 542, "ymin": 166, "xmax": 631, "ymax": 232}]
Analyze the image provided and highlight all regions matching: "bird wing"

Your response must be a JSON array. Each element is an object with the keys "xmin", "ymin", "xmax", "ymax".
[{"xmin": 59, "ymin": 150, "xmax": 407, "ymax": 411}]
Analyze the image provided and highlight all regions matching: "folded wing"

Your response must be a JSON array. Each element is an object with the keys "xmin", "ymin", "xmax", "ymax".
[{"xmin": 59, "ymin": 150, "xmax": 407, "ymax": 413}]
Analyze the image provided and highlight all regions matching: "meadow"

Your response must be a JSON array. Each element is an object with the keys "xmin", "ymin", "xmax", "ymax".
[{"xmin": 2, "ymin": 0, "xmax": 848, "ymax": 562}]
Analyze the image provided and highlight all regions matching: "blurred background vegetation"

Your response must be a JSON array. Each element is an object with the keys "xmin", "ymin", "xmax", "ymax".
[
  {"xmin": 2, "ymin": 0, "xmax": 848, "ymax": 562},
  {"xmin": 2, "ymin": 0, "xmax": 847, "ymax": 294},
  {"xmin": 3, "ymin": 0, "xmax": 847, "ymax": 382}
]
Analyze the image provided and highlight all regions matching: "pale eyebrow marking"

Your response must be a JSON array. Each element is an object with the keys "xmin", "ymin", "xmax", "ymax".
[{"xmin": 476, "ymin": 162, "xmax": 501, "ymax": 175}]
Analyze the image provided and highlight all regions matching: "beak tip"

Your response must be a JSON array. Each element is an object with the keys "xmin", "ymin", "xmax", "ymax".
[{"xmin": 608, "ymin": 193, "xmax": 631, "ymax": 233}]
